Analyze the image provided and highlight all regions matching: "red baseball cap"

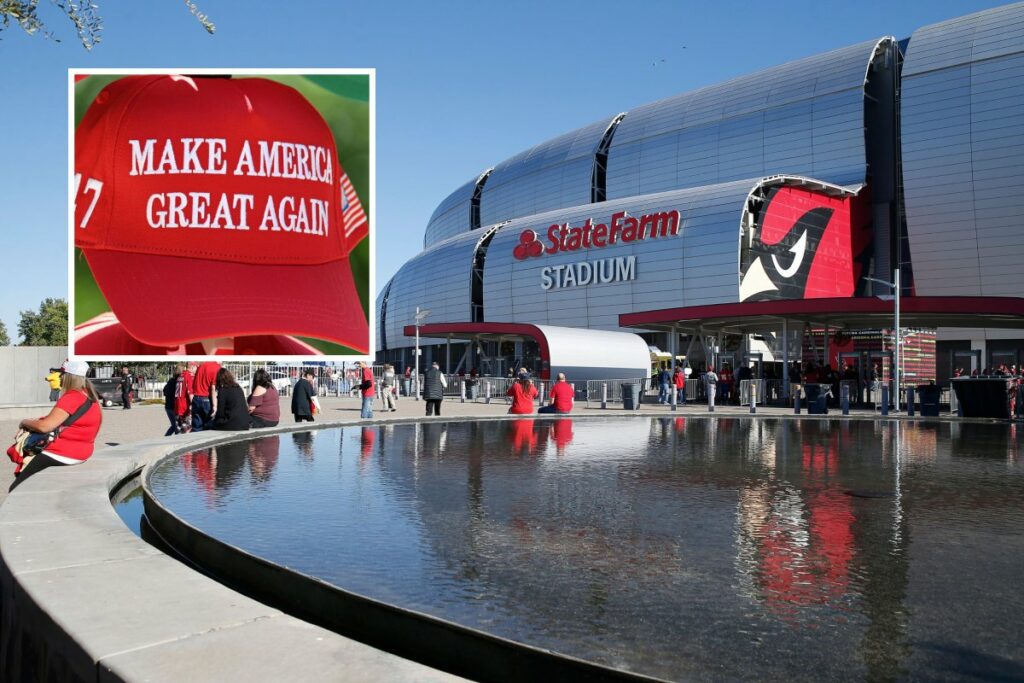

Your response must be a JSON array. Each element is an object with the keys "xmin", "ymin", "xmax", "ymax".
[
  {"xmin": 74, "ymin": 75, "xmax": 368, "ymax": 352},
  {"xmin": 74, "ymin": 312, "xmax": 325, "ymax": 355}
]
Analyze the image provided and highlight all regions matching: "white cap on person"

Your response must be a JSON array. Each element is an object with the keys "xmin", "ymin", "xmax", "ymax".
[{"xmin": 61, "ymin": 359, "xmax": 91, "ymax": 377}]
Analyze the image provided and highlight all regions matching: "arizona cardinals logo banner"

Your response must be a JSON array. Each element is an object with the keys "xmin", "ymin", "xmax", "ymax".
[{"xmin": 739, "ymin": 186, "xmax": 870, "ymax": 302}]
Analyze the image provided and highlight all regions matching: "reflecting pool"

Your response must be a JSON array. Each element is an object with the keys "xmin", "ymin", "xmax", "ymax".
[{"xmin": 147, "ymin": 418, "xmax": 1024, "ymax": 681}]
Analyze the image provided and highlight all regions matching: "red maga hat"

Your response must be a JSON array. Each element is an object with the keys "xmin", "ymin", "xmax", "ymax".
[{"xmin": 74, "ymin": 75, "xmax": 369, "ymax": 352}]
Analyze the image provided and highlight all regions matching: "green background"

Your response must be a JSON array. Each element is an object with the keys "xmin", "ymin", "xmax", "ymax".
[{"xmin": 74, "ymin": 74, "xmax": 371, "ymax": 355}]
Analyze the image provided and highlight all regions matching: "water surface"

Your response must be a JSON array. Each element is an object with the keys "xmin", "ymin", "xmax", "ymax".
[{"xmin": 147, "ymin": 418, "xmax": 1024, "ymax": 681}]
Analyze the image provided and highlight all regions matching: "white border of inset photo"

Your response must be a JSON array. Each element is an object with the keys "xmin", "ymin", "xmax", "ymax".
[{"xmin": 68, "ymin": 67, "xmax": 375, "ymax": 362}]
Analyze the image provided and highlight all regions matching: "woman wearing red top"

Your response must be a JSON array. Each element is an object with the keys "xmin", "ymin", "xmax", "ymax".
[
  {"xmin": 10, "ymin": 359, "xmax": 102, "ymax": 491},
  {"xmin": 673, "ymin": 367, "xmax": 686, "ymax": 404},
  {"xmin": 506, "ymin": 377, "xmax": 539, "ymax": 415}
]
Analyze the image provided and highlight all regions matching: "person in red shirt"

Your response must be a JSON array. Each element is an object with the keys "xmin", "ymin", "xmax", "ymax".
[
  {"xmin": 10, "ymin": 359, "xmax": 102, "ymax": 491},
  {"xmin": 176, "ymin": 363, "xmax": 194, "ymax": 432},
  {"xmin": 674, "ymin": 367, "xmax": 686, "ymax": 404},
  {"xmin": 191, "ymin": 360, "xmax": 220, "ymax": 432},
  {"xmin": 507, "ymin": 376, "xmax": 539, "ymax": 415},
  {"xmin": 359, "ymin": 361, "xmax": 375, "ymax": 419},
  {"xmin": 538, "ymin": 373, "xmax": 574, "ymax": 414}
]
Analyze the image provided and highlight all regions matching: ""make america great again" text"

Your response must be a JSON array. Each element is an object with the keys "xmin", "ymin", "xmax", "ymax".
[{"xmin": 95, "ymin": 137, "xmax": 336, "ymax": 235}]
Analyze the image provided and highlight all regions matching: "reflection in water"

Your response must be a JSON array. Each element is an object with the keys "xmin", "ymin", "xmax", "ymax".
[
  {"xmin": 150, "ymin": 418, "xmax": 1024, "ymax": 681},
  {"xmin": 292, "ymin": 431, "xmax": 316, "ymax": 460}
]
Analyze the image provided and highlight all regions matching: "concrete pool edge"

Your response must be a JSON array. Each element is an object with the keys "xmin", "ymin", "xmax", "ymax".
[{"xmin": 0, "ymin": 411, "xmax": 997, "ymax": 681}]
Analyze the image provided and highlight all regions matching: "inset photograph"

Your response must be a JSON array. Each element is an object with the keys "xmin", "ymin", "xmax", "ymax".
[{"xmin": 71, "ymin": 70, "xmax": 372, "ymax": 356}]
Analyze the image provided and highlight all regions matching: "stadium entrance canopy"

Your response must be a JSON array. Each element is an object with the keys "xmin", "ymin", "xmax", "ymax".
[
  {"xmin": 620, "ymin": 297, "xmax": 1024, "ymax": 335},
  {"xmin": 402, "ymin": 322, "xmax": 650, "ymax": 381}
]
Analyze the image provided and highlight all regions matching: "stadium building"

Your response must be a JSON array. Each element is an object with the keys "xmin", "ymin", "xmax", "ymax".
[{"xmin": 377, "ymin": 3, "xmax": 1024, "ymax": 395}]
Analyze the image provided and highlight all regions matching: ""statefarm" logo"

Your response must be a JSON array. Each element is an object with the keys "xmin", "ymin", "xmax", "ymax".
[{"xmin": 513, "ymin": 209, "xmax": 681, "ymax": 260}]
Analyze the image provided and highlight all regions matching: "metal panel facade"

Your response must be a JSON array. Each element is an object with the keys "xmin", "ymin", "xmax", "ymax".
[
  {"xmin": 902, "ymin": 3, "xmax": 1024, "ymax": 297},
  {"xmin": 384, "ymin": 230, "xmax": 480, "ymax": 347},
  {"xmin": 605, "ymin": 39, "xmax": 883, "ymax": 199},
  {"xmin": 478, "ymin": 117, "xmax": 612, "ymax": 228},
  {"xmin": 483, "ymin": 181, "xmax": 757, "ymax": 333},
  {"xmin": 423, "ymin": 176, "xmax": 478, "ymax": 246}
]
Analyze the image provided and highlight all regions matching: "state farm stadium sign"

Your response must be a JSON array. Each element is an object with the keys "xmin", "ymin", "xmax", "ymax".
[{"xmin": 513, "ymin": 209, "xmax": 681, "ymax": 291}]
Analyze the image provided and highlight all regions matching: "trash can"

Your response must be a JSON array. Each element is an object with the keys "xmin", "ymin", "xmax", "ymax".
[
  {"xmin": 804, "ymin": 384, "xmax": 829, "ymax": 415},
  {"xmin": 622, "ymin": 383, "xmax": 641, "ymax": 410},
  {"xmin": 917, "ymin": 384, "xmax": 940, "ymax": 417}
]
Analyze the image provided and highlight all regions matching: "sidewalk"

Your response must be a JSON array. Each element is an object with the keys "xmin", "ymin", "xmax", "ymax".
[{"xmin": 0, "ymin": 395, "xmax": 962, "ymax": 506}]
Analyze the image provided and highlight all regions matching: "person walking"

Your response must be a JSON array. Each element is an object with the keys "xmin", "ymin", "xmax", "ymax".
[
  {"xmin": 119, "ymin": 366, "xmax": 133, "ymax": 409},
  {"xmin": 45, "ymin": 368, "xmax": 62, "ymax": 402},
  {"xmin": 175, "ymin": 364, "xmax": 192, "ymax": 433},
  {"xmin": 162, "ymin": 366, "xmax": 183, "ymax": 436},
  {"xmin": 9, "ymin": 360, "xmax": 102, "ymax": 492},
  {"xmin": 673, "ymin": 366, "xmax": 686, "ymax": 404},
  {"xmin": 292, "ymin": 369, "xmax": 317, "ymax": 423},
  {"xmin": 719, "ymin": 364, "xmax": 733, "ymax": 403},
  {"xmin": 538, "ymin": 373, "xmax": 573, "ymax": 414},
  {"xmin": 705, "ymin": 366, "xmax": 719, "ymax": 409},
  {"xmin": 359, "ymin": 361, "xmax": 375, "ymax": 419},
  {"xmin": 423, "ymin": 361, "xmax": 447, "ymax": 416},
  {"xmin": 657, "ymin": 365, "xmax": 671, "ymax": 404},
  {"xmin": 211, "ymin": 369, "xmax": 250, "ymax": 431},
  {"xmin": 191, "ymin": 360, "xmax": 220, "ymax": 432},
  {"xmin": 507, "ymin": 375, "xmax": 539, "ymax": 415},
  {"xmin": 247, "ymin": 369, "xmax": 280, "ymax": 428},
  {"xmin": 380, "ymin": 364, "xmax": 397, "ymax": 413}
]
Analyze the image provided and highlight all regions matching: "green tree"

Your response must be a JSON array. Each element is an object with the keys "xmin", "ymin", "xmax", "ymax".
[
  {"xmin": 1, "ymin": 0, "xmax": 214, "ymax": 50},
  {"xmin": 0, "ymin": 320, "xmax": 9, "ymax": 346},
  {"xmin": 19, "ymin": 297, "xmax": 68, "ymax": 346}
]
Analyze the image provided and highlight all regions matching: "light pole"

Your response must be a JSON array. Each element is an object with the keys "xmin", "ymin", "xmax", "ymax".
[
  {"xmin": 865, "ymin": 269, "xmax": 901, "ymax": 411},
  {"xmin": 414, "ymin": 307, "xmax": 430, "ymax": 401}
]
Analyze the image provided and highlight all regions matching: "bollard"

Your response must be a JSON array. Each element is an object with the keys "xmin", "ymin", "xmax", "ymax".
[
  {"xmin": 794, "ymin": 392, "xmax": 801, "ymax": 415},
  {"xmin": 907, "ymin": 387, "xmax": 915, "ymax": 417},
  {"xmin": 460, "ymin": 380, "xmax": 466, "ymax": 404},
  {"xmin": 601, "ymin": 383, "xmax": 608, "ymax": 409},
  {"xmin": 841, "ymin": 383, "xmax": 850, "ymax": 416},
  {"xmin": 538, "ymin": 382, "xmax": 545, "ymax": 407},
  {"xmin": 485, "ymin": 381, "xmax": 491, "ymax": 404},
  {"xmin": 881, "ymin": 385, "xmax": 889, "ymax": 416},
  {"xmin": 708, "ymin": 384, "xmax": 716, "ymax": 413},
  {"xmin": 671, "ymin": 383, "xmax": 677, "ymax": 412},
  {"xmin": 749, "ymin": 382, "xmax": 756, "ymax": 414}
]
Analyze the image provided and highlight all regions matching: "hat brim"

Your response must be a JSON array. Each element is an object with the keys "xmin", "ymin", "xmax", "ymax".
[{"xmin": 83, "ymin": 250, "xmax": 368, "ymax": 353}]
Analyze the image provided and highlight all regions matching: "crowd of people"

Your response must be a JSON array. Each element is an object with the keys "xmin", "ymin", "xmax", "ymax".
[
  {"xmin": 161, "ymin": 361, "xmax": 324, "ymax": 435},
  {"xmin": 9, "ymin": 360, "xmax": 586, "ymax": 492}
]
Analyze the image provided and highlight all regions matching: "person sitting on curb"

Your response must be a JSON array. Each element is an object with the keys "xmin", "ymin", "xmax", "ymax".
[
  {"xmin": 538, "ymin": 373, "xmax": 573, "ymax": 414},
  {"xmin": 211, "ymin": 369, "xmax": 250, "ymax": 431},
  {"xmin": 247, "ymin": 369, "xmax": 280, "ymax": 428},
  {"xmin": 507, "ymin": 375, "xmax": 539, "ymax": 415},
  {"xmin": 9, "ymin": 359, "xmax": 102, "ymax": 492}
]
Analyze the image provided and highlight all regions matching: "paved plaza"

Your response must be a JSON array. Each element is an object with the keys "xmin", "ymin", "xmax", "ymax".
[{"xmin": 0, "ymin": 394, "xmax": 963, "ymax": 506}]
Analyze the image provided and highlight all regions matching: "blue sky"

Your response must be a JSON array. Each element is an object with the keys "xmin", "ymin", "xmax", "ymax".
[{"xmin": 0, "ymin": 0, "xmax": 1008, "ymax": 342}]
